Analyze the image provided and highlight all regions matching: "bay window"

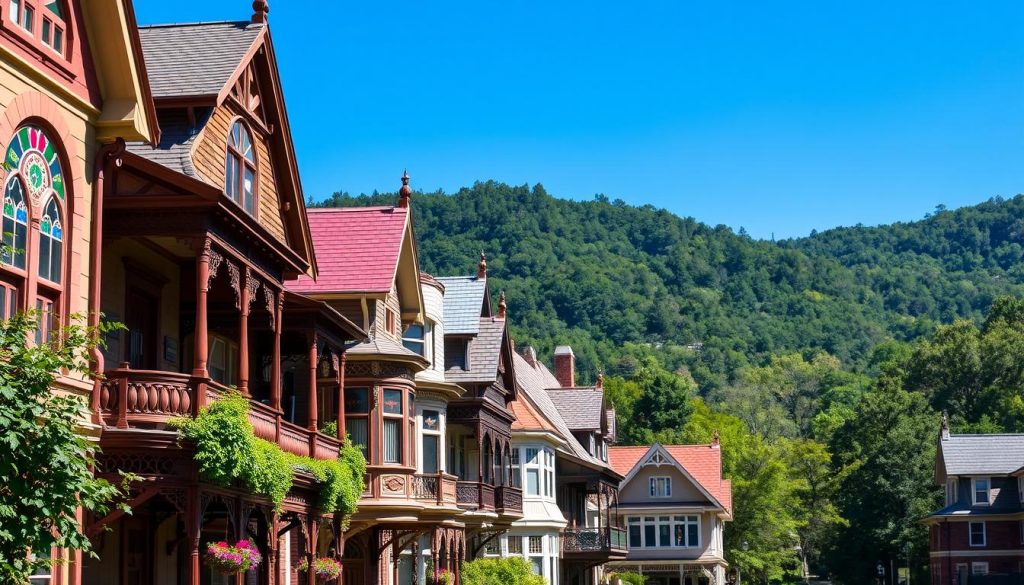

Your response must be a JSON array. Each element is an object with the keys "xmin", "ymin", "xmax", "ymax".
[
  {"xmin": 344, "ymin": 388, "xmax": 369, "ymax": 457},
  {"xmin": 382, "ymin": 389, "xmax": 403, "ymax": 464},
  {"xmin": 421, "ymin": 409, "xmax": 440, "ymax": 473},
  {"xmin": 521, "ymin": 446, "xmax": 555, "ymax": 498}
]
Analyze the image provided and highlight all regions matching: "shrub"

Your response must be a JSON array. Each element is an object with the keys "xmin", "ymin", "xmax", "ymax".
[
  {"xmin": 461, "ymin": 557, "xmax": 547, "ymax": 585},
  {"xmin": 608, "ymin": 571, "xmax": 647, "ymax": 585}
]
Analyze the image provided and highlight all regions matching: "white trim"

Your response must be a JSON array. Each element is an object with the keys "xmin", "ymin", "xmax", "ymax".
[
  {"xmin": 619, "ymin": 444, "xmax": 725, "ymax": 511},
  {"xmin": 972, "ymin": 561, "xmax": 989, "ymax": 575},
  {"xmin": 969, "ymin": 521, "xmax": 986, "ymax": 547},
  {"xmin": 930, "ymin": 550, "xmax": 1024, "ymax": 558}
]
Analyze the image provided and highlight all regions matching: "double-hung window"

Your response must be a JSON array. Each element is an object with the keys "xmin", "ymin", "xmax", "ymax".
[
  {"xmin": 525, "ymin": 448, "xmax": 540, "ymax": 496},
  {"xmin": 344, "ymin": 388, "xmax": 369, "ymax": 457},
  {"xmin": 421, "ymin": 409, "xmax": 441, "ymax": 473},
  {"xmin": 382, "ymin": 389, "xmax": 403, "ymax": 464},
  {"xmin": 626, "ymin": 515, "xmax": 700, "ymax": 548},
  {"xmin": 650, "ymin": 476, "xmax": 672, "ymax": 498},
  {"xmin": 969, "ymin": 522, "xmax": 986, "ymax": 547},
  {"xmin": 510, "ymin": 448, "xmax": 521, "ymax": 488},
  {"xmin": 973, "ymin": 478, "xmax": 990, "ymax": 506}
]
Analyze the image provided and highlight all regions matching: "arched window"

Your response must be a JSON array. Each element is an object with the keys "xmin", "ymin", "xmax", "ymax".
[
  {"xmin": 225, "ymin": 121, "xmax": 256, "ymax": 215},
  {"xmin": 1, "ymin": 125, "xmax": 66, "ymax": 329},
  {"xmin": 37, "ymin": 196, "xmax": 61, "ymax": 283},
  {"xmin": 2, "ymin": 176, "xmax": 28, "ymax": 269}
]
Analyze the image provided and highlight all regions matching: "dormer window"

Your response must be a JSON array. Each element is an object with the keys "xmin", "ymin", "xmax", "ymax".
[
  {"xmin": 225, "ymin": 121, "xmax": 256, "ymax": 215},
  {"xmin": 973, "ymin": 478, "xmax": 990, "ymax": 506},
  {"xmin": 650, "ymin": 476, "xmax": 672, "ymax": 498},
  {"xmin": 9, "ymin": 0, "xmax": 65, "ymax": 55}
]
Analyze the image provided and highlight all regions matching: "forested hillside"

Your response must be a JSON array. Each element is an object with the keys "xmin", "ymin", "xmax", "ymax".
[
  {"xmin": 317, "ymin": 183, "xmax": 1024, "ymax": 388},
  {"xmin": 317, "ymin": 183, "xmax": 1024, "ymax": 584}
]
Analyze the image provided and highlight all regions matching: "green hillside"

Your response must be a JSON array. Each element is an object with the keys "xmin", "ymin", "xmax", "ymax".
[{"xmin": 316, "ymin": 183, "xmax": 1024, "ymax": 388}]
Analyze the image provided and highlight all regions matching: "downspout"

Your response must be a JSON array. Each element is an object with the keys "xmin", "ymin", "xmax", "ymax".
[{"xmin": 88, "ymin": 139, "xmax": 126, "ymax": 422}]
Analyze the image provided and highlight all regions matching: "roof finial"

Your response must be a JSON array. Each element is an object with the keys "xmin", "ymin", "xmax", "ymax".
[
  {"xmin": 251, "ymin": 0, "xmax": 269, "ymax": 24},
  {"xmin": 477, "ymin": 251, "xmax": 487, "ymax": 279},
  {"xmin": 398, "ymin": 169, "xmax": 412, "ymax": 208},
  {"xmin": 712, "ymin": 429, "xmax": 720, "ymax": 447},
  {"xmin": 596, "ymin": 370, "xmax": 604, "ymax": 389},
  {"xmin": 497, "ymin": 291, "xmax": 507, "ymax": 320},
  {"xmin": 940, "ymin": 410, "xmax": 950, "ymax": 440}
]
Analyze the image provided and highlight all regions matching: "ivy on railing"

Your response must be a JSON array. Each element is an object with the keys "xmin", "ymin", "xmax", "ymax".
[{"xmin": 171, "ymin": 392, "xmax": 366, "ymax": 518}]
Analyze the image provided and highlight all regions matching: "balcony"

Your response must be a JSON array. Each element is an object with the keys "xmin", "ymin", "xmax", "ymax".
[
  {"xmin": 562, "ymin": 527, "xmax": 629, "ymax": 560},
  {"xmin": 494, "ymin": 485, "xmax": 523, "ymax": 517},
  {"xmin": 412, "ymin": 473, "xmax": 459, "ymax": 507},
  {"xmin": 456, "ymin": 480, "xmax": 496, "ymax": 512},
  {"xmin": 96, "ymin": 367, "xmax": 343, "ymax": 460}
]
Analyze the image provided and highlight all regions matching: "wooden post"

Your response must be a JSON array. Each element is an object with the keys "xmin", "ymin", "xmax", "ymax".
[
  {"xmin": 271, "ymin": 289, "xmax": 283, "ymax": 411},
  {"xmin": 193, "ymin": 239, "xmax": 211, "ymax": 379},
  {"xmin": 308, "ymin": 332, "xmax": 318, "ymax": 432},
  {"xmin": 238, "ymin": 267, "xmax": 251, "ymax": 396},
  {"xmin": 188, "ymin": 488, "xmax": 200, "ymax": 585},
  {"xmin": 336, "ymin": 354, "xmax": 346, "ymax": 440}
]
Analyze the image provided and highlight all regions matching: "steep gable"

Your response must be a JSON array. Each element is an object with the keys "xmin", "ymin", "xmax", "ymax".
[{"xmin": 611, "ymin": 444, "xmax": 732, "ymax": 517}]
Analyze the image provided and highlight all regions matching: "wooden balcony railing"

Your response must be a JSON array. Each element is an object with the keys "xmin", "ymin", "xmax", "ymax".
[
  {"xmin": 412, "ymin": 473, "xmax": 459, "ymax": 506},
  {"xmin": 494, "ymin": 485, "xmax": 523, "ymax": 516},
  {"xmin": 456, "ymin": 480, "xmax": 496, "ymax": 512},
  {"xmin": 97, "ymin": 367, "xmax": 341, "ymax": 460},
  {"xmin": 562, "ymin": 527, "xmax": 629, "ymax": 555}
]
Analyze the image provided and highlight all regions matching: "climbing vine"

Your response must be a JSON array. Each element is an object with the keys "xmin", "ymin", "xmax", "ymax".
[{"xmin": 172, "ymin": 392, "xmax": 366, "ymax": 516}]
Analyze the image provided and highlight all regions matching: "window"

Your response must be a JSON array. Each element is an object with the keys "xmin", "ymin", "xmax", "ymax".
[
  {"xmin": 39, "ymin": 0, "xmax": 62, "ymax": 53},
  {"xmin": 382, "ymin": 389, "xmax": 403, "ymax": 464},
  {"xmin": 528, "ymin": 536, "xmax": 543, "ymax": 554},
  {"xmin": 626, "ymin": 515, "xmax": 699, "ymax": 548},
  {"xmin": 650, "ymin": 476, "xmax": 672, "ymax": 498},
  {"xmin": 973, "ymin": 478, "xmax": 990, "ymax": 506},
  {"xmin": 344, "ymin": 388, "xmax": 369, "ymax": 457},
  {"xmin": 36, "ymin": 196, "xmax": 60, "ymax": 283},
  {"xmin": 0, "ymin": 280, "xmax": 17, "ymax": 320},
  {"xmin": 507, "ymin": 535, "xmax": 522, "ymax": 555},
  {"xmin": 421, "ymin": 409, "xmax": 440, "ymax": 474},
  {"xmin": 444, "ymin": 338, "xmax": 469, "ymax": 370},
  {"xmin": 9, "ymin": 0, "xmax": 65, "ymax": 55},
  {"xmin": 972, "ymin": 562, "xmax": 989, "ymax": 575},
  {"xmin": 225, "ymin": 121, "xmax": 256, "ymax": 214},
  {"xmin": 403, "ymin": 322, "xmax": 432, "ymax": 358},
  {"xmin": 527, "ymin": 536, "xmax": 544, "ymax": 576},
  {"xmin": 384, "ymin": 310, "xmax": 397, "ymax": 336},
  {"xmin": 969, "ymin": 522, "xmax": 986, "ymax": 547},
  {"xmin": 208, "ymin": 336, "xmax": 238, "ymax": 385},
  {"xmin": 522, "ymin": 447, "xmax": 555, "ymax": 499},
  {"xmin": 1019, "ymin": 477, "xmax": 1024, "ymax": 504},
  {"xmin": 947, "ymin": 479, "xmax": 958, "ymax": 506},
  {"xmin": 2, "ymin": 176, "xmax": 28, "ymax": 269},
  {"xmin": 27, "ymin": 549, "xmax": 52, "ymax": 583},
  {"xmin": 510, "ymin": 448, "xmax": 521, "ymax": 488}
]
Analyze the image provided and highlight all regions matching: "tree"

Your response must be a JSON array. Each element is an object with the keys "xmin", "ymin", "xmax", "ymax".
[
  {"xmin": 0, "ymin": 313, "xmax": 127, "ymax": 582},
  {"xmin": 461, "ymin": 557, "xmax": 547, "ymax": 585}
]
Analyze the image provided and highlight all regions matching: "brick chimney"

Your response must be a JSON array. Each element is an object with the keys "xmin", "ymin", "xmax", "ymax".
[{"xmin": 554, "ymin": 346, "xmax": 575, "ymax": 388}]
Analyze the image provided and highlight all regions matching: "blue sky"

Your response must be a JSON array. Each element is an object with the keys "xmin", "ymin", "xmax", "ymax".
[{"xmin": 136, "ymin": 1, "xmax": 1024, "ymax": 239}]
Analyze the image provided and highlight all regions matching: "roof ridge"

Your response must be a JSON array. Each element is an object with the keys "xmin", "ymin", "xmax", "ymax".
[
  {"xmin": 307, "ymin": 206, "xmax": 400, "ymax": 213},
  {"xmin": 140, "ymin": 20, "xmax": 255, "ymax": 29}
]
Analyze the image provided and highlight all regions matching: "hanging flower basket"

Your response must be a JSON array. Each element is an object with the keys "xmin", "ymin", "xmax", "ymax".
[
  {"xmin": 205, "ymin": 540, "xmax": 263, "ymax": 575},
  {"xmin": 298, "ymin": 557, "xmax": 342, "ymax": 581}
]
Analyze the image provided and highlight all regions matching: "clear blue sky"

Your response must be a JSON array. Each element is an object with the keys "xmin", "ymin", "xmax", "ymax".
[{"xmin": 136, "ymin": 1, "xmax": 1024, "ymax": 239}]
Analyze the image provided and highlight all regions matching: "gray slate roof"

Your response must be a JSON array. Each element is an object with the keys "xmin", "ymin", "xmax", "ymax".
[
  {"xmin": 436, "ymin": 276, "xmax": 487, "ymax": 335},
  {"xmin": 512, "ymin": 351, "xmax": 603, "ymax": 467},
  {"xmin": 546, "ymin": 387, "xmax": 605, "ymax": 431},
  {"xmin": 940, "ymin": 434, "xmax": 1024, "ymax": 476},
  {"xmin": 139, "ymin": 21, "xmax": 263, "ymax": 99},
  {"xmin": 445, "ymin": 317, "xmax": 504, "ymax": 383},
  {"xmin": 347, "ymin": 331, "xmax": 426, "ymax": 362},
  {"xmin": 125, "ymin": 108, "xmax": 210, "ymax": 178}
]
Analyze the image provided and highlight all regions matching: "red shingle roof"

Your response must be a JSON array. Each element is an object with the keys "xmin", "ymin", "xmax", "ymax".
[
  {"xmin": 289, "ymin": 207, "xmax": 408, "ymax": 294},
  {"xmin": 609, "ymin": 444, "xmax": 732, "ymax": 516}
]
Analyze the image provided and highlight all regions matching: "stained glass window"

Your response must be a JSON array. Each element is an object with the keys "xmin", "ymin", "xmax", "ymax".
[
  {"xmin": 225, "ymin": 121, "xmax": 256, "ymax": 214},
  {"xmin": 37, "ymin": 196, "xmax": 61, "ymax": 283},
  {"xmin": 382, "ymin": 389, "xmax": 403, "ymax": 415},
  {"xmin": 5, "ymin": 126, "xmax": 64, "ymax": 204},
  {"xmin": 2, "ymin": 177, "xmax": 28, "ymax": 269}
]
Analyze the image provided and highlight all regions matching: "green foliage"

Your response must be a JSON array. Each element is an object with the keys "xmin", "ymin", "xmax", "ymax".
[
  {"xmin": 604, "ymin": 357, "xmax": 695, "ymax": 443},
  {"xmin": 319, "ymin": 421, "xmax": 338, "ymax": 438},
  {"xmin": 0, "ymin": 313, "xmax": 128, "ymax": 582},
  {"xmin": 461, "ymin": 557, "xmax": 547, "ymax": 585},
  {"xmin": 173, "ymin": 393, "xmax": 366, "ymax": 515},
  {"xmin": 607, "ymin": 571, "xmax": 646, "ymax": 585}
]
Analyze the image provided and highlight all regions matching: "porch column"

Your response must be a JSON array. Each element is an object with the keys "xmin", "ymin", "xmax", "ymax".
[
  {"xmin": 238, "ymin": 267, "xmax": 252, "ymax": 396},
  {"xmin": 336, "ymin": 354, "xmax": 346, "ymax": 440},
  {"xmin": 271, "ymin": 288, "xmax": 283, "ymax": 411},
  {"xmin": 193, "ymin": 238, "xmax": 212, "ymax": 379},
  {"xmin": 188, "ymin": 488, "xmax": 200, "ymax": 585},
  {"xmin": 308, "ymin": 331, "xmax": 318, "ymax": 432}
]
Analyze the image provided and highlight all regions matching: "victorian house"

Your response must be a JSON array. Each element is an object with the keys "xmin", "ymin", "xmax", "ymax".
[
  {"xmin": 927, "ymin": 418, "xmax": 1024, "ymax": 585},
  {"xmin": 0, "ymin": 0, "xmax": 157, "ymax": 582},
  {"xmin": 606, "ymin": 443, "xmax": 733, "ymax": 585},
  {"xmin": 80, "ymin": 4, "xmax": 371, "ymax": 585}
]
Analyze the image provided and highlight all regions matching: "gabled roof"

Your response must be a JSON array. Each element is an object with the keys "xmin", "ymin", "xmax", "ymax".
[
  {"xmin": 939, "ymin": 433, "xmax": 1024, "ymax": 476},
  {"xmin": 512, "ymin": 351, "xmax": 604, "ymax": 467},
  {"xmin": 436, "ymin": 275, "xmax": 488, "ymax": 335},
  {"xmin": 445, "ymin": 317, "xmax": 506, "ymax": 383},
  {"xmin": 546, "ymin": 387, "xmax": 605, "ymax": 431},
  {"xmin": 609, "ymin": 444, "xmax": 732, "ymax": 516},
  {"xmin": 138, "ymin": 21, "xmax": 264, "ymax": 99},
  {"xmin": 290, "ymin": 207, "xmax": 410, "ymax": 295}
]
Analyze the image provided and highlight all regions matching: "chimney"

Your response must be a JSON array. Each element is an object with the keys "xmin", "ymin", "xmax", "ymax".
[
  {"xmin": 596, "ymin": 371, "xmax": 604, "ymax": 389},
  {"xmin": 554, "ymin": 346, "xmax": 575, "ymax": 388},
  {"xmin": 477, "ymin": 251, "xmax": 487, "ymax": 279},
  {"xmin": 712, "ymin": 430, "xmax": 720, "ymax": 448},
  {"xmin": 398, "ymin": 170, "xmax": 412, "ymax": 208},
  {"xmin": 251, "ymin": 0, "xmax": 269, "ymax": 24},
  {"xmin": 940, "ymin": 411, "xmax": 950, "ymax": 441},
  {"xmin": 522, "ymin": 346, "xmax": 538, "ymax": 367},
  {"xmin": 497, "ymin": 291, "xmax": 507, "ymax": 320}
]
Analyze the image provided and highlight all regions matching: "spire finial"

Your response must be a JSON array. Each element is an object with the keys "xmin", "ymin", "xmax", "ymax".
[
  {"xmin": 398, "ymin": 169, "xmax": 412, "ymax": 208},
  {"xmin": 712, "ymin": 429, "xmax": 720, "ymax": 447},
  {"xmin": 941, "ymin": 410, "xmax": 950, "ymax": 440},
  {"xmin": 497, "ymin": 291, "xmax": 507, "ymax": 320},
  {"xmin": 251, "ymin": 0, "xmax": 269, "ymax": 24},
  {"xmin": 596, "ymin": 370, "xmax": 604, "ymax": 389},
  {"xmin": 477, "ymin": 251, "xmax": 487, "ymax": 279}
]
